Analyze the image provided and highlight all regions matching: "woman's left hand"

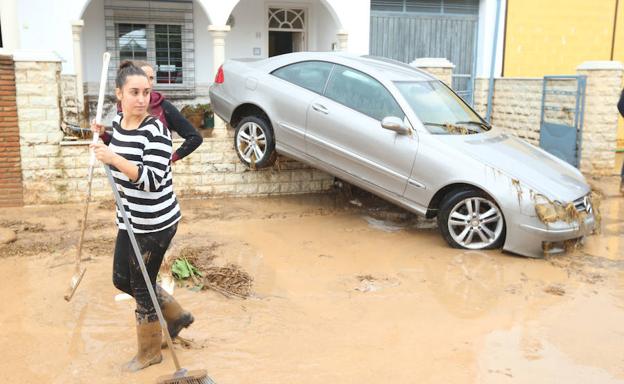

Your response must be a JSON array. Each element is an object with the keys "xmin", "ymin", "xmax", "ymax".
[{"xmin": 90, "ymin": 143, "xmax": 118, "ymax": 165}]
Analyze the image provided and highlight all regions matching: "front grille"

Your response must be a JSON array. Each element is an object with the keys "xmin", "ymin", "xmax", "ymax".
[{"xmin": 573, "ymin": 194, "xmax": 592, "ymax": 214}]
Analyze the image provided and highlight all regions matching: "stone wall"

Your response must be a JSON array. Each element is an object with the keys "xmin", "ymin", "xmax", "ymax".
[
  {"xmin": 49, "ymin": 136, "xmax": 334, "ymax": 204},
  {"xmin": 14, "ymin": 59, "xmax": 66, "ymax": 204},
  {"xmin": 474, "ymin": 61, "xmax": 623, "ymax": 174},
  {"xmin": 14, "ymin": 58, "xmax": 333, "ymax": 205},
  {"xmin": 60, "ymin": 74, "xmax": 82, "ymax": 132},
  {"xmin": 576, "ymin": 62, "xmax": 623, "ymax": 175},
  {"xmin": 473, "ymin": 77, "xmax": 544, "ymax": 145},
  {"xmin": 410, "ymin": 58, "xmax": 454, "ymax": 87},
  {"xmin": 0, "ymin": 55, "xmax": 24, "ymax": 207},
  {"xmin": 11, "ymin": 56, "xmax": 624, "ymax": 205}
]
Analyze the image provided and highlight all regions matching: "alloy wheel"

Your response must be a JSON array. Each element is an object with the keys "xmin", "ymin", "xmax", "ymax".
[
  {"xmin": 236, "ymin": 122, "xmax": 267, "ymax": 163},
  {"xmin": 447, "ymin": 197, "xmax": 504, "ymax": 249}
]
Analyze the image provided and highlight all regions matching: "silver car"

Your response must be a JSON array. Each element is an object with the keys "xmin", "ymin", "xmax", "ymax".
[{"xmin": 209, "ymin": 52, "xmax": 596, "ymax": 258}]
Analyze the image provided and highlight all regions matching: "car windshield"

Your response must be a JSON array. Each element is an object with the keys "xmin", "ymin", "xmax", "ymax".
[{"xmin": 394, "ymin": 81, "xmax": 491, "ymax": 135}]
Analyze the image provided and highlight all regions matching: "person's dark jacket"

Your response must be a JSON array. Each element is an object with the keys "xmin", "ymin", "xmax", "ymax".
[
  {"xmin": 618, "ymin": 89, "xmax": 624, "ymax": 117},
  {"xmin": 160, "ymin": 99, "xmax": 203, "ymax": 162},
  {"xmin": 105, "ymin": 91, "xmax": 203, "ymax": 163}
]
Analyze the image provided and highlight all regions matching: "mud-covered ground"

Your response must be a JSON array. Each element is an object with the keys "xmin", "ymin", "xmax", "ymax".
[{"xmin": 0, "ymin": 177, "xmax": 623, "ymax": 384}]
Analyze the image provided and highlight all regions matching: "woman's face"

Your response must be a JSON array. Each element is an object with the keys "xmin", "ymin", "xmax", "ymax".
[
  {"xmin": 116, "ymin": 75, "xmax": 151, "ymax": 117},
  {"xmin": 141, "ymin": 65, "xmax": 155, "ymax": 88}
]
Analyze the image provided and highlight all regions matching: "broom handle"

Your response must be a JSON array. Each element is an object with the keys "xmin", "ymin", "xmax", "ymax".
[
  {"xmin": 103, "ymin": 165, "xmax": 183, "ymax": 372},
  {"xmin": 77, "ymin": 52, "xmax": 110, "ymax": 262}
]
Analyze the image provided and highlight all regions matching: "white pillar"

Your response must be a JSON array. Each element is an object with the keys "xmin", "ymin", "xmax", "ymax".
[
  {"xmin": 0, "ymin": 0, "xmax": 20, "ymax": 50},
  {"xmin": 208, "ymin": 24, "xmax": 230, "ymax": 132},
  {"xmin": 336, "ymin": 29, "xmax": 348, "ymax": 51},
  {"xmin": 71, "ymin": 20, "xmax": 85, "ymax": 120}
]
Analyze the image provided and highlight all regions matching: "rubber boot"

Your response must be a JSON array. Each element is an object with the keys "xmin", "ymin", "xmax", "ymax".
[
  {"xmin": 157, "ymin": 286, "xmax": 194, "ymax": 340},
  {"xmin": 122, "ymin": 314, "xmax": 163, "ymax": 372}
]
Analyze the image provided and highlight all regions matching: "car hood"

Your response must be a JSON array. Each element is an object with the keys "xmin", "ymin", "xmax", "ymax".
[{"xmin": 444, "ymin": 132, "xmax": 590, "ymax": 202}]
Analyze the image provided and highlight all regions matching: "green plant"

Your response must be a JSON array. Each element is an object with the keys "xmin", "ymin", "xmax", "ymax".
[{"xmin": 171, "ymin": 257, "xmax": 203, "ymax": 281}]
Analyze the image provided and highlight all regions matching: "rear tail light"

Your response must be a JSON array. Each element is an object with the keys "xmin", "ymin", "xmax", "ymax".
[{"xmin": 214, "ymin": 65, "xmax": 224, "ymax": 84}]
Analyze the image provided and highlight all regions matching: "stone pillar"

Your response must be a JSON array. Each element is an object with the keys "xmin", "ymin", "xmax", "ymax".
[
  {"xmin": 0, "ymin": 0, "xmax": 20, "ymax": 50},
  {"xmin": 410, "ymin": 58, "xmax": 455, "ymax": 87},
  {"xmin": 576, "ymin": 61, "xmax": 624, "ymax": 175},
  {"xmin": 208, "ymin": 25, "xmax": 230, "ymax": 134},
  {"xmin": 71, "ymin": 20, "xmax": 85, "ymax": 123},
  {"xmin": 336, "ymin": 29, "xmax": 349, "ymax": 51},
  {"xmin": 13, "ymin": 51, "xmax": 64, "ymax": 204}
]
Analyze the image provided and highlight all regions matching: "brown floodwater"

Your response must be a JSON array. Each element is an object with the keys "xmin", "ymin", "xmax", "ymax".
[{"xmin": 0, "ymin": 178, "xmax": 623, "ymax": 383}]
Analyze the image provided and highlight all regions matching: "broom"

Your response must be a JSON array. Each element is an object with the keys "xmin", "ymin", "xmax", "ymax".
[
  {"xmin": 103, "ymin": 164, "xmax": 214, "ymax": 384},
  {"xmin": 64, "ymin": 52, "xmax": 111, "ymax": 302}
]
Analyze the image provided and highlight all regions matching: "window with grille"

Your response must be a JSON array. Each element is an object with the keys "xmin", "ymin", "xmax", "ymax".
[
  {"xmin": 371, "ymin": 0, "xmax": 479, "ymax": 15},
  {"xmin": 105, "ymin": 0, "xmax": 194, "ymax": 89}
]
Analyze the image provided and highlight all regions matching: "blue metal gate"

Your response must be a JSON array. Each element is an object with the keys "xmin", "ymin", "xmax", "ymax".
[{"xmin": 539, "ymin": 75, "xmax": 587, "ymax": 167}]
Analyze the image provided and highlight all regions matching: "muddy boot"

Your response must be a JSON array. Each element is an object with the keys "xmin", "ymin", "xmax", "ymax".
[
  {"xmin": 122, "ymin": 314, "xmax": 163, "ymax": 372},
  {"xmin": 157, "ymin": 286, "xmax": 194, "ymax": 340}
]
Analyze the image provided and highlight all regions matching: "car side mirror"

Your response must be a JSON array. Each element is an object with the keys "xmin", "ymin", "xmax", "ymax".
[{"xmin": 381, "ymin": 116, "xmax": 410, "ymax": 135}]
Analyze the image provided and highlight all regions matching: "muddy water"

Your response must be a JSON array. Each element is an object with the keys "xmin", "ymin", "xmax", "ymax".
[{"xmin": 0, "ymin": 181, "xmax": 623, "ymax": 383}]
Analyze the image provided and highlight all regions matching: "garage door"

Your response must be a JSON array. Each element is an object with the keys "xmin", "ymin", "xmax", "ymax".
[{"xmin": 370, "ymin": 0, "xmax": 479, "ymax": 104}]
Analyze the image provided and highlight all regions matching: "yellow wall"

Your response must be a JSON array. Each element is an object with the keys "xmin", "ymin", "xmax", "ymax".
[
  {"xmin": 504, "ymin": 0, "xmax": 624, "ymax": 150},
  {"xmin": 504, "ymin": 0, "xmax": 618, "ymax": 77}
]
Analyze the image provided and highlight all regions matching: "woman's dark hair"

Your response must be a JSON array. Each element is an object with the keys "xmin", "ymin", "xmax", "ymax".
[{"xmin": 116, "ymin": 60, "xmax": 147, "ymax": 89}]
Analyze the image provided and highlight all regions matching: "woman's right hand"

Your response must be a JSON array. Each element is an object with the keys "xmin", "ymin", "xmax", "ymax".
[{"xmin": 90, "ymin": 119, "xmax": 105, "ymax": 136}]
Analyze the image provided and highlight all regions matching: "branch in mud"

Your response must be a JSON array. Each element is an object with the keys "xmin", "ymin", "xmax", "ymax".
[{"xmin": 167, "ymin": 246, "xmax": 253, "ymax": 299}]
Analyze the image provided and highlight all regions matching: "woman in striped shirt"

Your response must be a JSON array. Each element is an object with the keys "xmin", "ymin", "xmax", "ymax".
[{"xmin": 90, "ymin": 61, "xmax": 193, "ymax": 372}]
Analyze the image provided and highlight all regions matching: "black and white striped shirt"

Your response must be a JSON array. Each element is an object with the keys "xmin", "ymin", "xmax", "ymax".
[{"xmin": 108, "ymin": 113, "xmax": 181, "ymax": 233}]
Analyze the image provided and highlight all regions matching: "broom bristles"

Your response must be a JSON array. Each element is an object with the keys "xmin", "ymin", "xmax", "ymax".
[{"xmin": 156, "ymin": 369, "xmax": 215, "ymax": 384}]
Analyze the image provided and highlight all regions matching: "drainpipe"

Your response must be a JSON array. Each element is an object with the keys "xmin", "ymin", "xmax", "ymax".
[{"xmin": 486, "ymin": 0, "xmax": 502, "ymax": 123}]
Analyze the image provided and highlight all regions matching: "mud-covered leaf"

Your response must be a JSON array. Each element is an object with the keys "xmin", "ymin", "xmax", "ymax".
[{"xmin": 172, "ymin": 257, "xmax": 202, "ymax": 280}]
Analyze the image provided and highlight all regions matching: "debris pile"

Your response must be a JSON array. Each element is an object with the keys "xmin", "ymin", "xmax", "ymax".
[{"xmin": 171, "ymin": 246, "xmax": 253, "ymax": 299}]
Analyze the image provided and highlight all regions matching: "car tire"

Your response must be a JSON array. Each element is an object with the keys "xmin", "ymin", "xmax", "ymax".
[
  {"xmin": 234, "ymin": 116, "xmax": 277, "ymax": 169},
  {"xmin": 437, "ymin": 188, "xmax": 506, "ymax": 250}
]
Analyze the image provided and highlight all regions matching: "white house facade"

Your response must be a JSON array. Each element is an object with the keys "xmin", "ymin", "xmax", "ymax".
[{"xmin": 1, "ymin": 0, "xmax": 504, "ymax": 107}]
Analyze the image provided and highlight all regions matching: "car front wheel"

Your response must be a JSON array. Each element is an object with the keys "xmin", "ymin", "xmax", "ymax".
[
  {"xmin": 234, "ymin": 116, "xmax": 276, "ymax": 169},
  {"xmin": 437, "ymin": 189, "xmax": 506, "ymax": 250}
]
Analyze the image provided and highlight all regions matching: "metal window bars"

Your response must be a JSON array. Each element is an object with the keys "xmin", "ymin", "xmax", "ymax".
[{"xmin": 104, "ymin": 0, "xmax": 195, "ymax": 91}]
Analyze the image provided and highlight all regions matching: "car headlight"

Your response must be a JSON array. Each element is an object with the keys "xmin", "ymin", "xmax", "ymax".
[
  {"xmin": 534, "ymin": 195, "xmax": 590, "ymax": 224},
  {"xmin": 534, "ymin": 202, "xmax": 559, "ymax": 223}
]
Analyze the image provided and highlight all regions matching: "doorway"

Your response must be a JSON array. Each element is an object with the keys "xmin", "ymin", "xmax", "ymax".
[
  {"xmin": 269, "ymin": 31, "xmax": 304, "ymax": 56},
  {"xmin": 268, "ymin": 8, "xmax": 306, "ymax": 57}
]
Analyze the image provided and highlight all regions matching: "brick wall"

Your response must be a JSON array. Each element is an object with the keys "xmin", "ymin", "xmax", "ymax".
[{"xmin": 0, "ymin": 55, "xmax": 24, "ymax": 207}]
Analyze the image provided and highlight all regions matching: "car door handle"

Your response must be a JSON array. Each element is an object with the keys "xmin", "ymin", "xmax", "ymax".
[{"xmin": 312, "ymin": 103, "xmax": 329, "ymax": 114}]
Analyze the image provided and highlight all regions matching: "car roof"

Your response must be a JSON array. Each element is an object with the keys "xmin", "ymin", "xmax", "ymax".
[{"xmin": 260, "ymin": 52, "xmax": 436, "ymax": 82}]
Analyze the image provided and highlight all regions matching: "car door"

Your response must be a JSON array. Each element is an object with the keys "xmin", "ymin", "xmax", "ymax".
[
  {"xmin": 306, "ymin": 64, "xmax": 419, "ymax": 196},
  {"xmin": 268, "ymin": 61, "xmax": 334, "ymax": 155}
]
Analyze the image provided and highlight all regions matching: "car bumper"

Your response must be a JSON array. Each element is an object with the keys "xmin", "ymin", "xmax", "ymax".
[
  {"xmin": 503, "ymin": 212, "xmax": 596, "ymax": 258},
  {"xmin": 208, "ymin": 86, "xmax": 235, "ymax": 123}
]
